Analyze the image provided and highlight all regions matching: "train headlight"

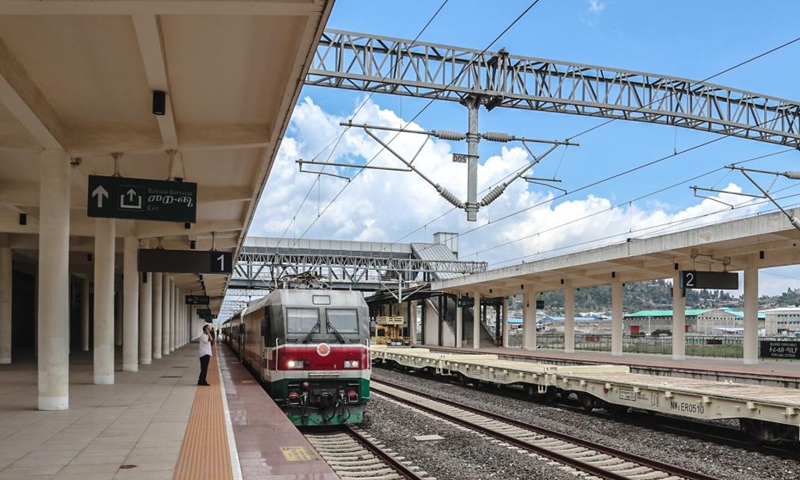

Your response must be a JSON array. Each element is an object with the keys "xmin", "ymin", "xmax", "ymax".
[
  {"xmin": 344, "ymin": 360, "xmax": 360, "ymax": 368},
  {"xmin": 286, "ymin": 360, "xmax": 304, "ymax": 369}
]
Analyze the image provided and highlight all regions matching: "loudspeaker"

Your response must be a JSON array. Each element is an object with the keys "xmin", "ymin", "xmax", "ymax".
[{"xmin": 152, "ymin": 90, "xmax": 166, "ymax": 115}]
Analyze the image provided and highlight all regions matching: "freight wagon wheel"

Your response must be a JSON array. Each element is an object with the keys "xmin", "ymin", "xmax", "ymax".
[
  {"xmin": 740, "ymin": 418, "xmax": 797, "ymax": 444},
  {"xmin": 602, "ymin": 402, "xmax": 628, "ymax": 416},
  {"xmin": 536, "ymin": 386, "xmax": 557, "ymax": 404},
  {"xmin": 578, "ymin": 393, "xmax": 598, "ymax": 412}
]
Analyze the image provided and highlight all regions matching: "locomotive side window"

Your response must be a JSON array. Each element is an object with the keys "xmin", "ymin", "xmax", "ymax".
[
  {"xmin": 286, "ymin": 308, "xmax": 319, "ymax": 334},
  {"xmin": 261, "ymin": 308, "xmax": 271, "ymax": 340},
  {"xmin": 326, "ymin": 309, "xmax": 359, "ymax": 334}
]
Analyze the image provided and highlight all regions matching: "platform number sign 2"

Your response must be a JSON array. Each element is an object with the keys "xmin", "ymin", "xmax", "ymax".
[
  {"xmin": 210, "ymin": 252, "xmax": 233, "ymax": 274},
  {"xmin": 681, "ymin": 271, "xmax": 696, "ymax": 288}
]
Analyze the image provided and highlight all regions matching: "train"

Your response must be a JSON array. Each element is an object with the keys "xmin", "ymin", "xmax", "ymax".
[
  {"xmin": 220, "ymin": 289, "xmax": 371, "ymax": 426},
  {"xmin": 373, "ymin": 347, "xmax": 800, "ymax": 445}
]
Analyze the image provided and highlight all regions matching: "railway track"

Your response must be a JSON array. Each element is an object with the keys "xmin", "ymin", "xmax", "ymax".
[
  {"xmin": 377, "ymin": 364, "xmax": 799, "ymax": 460},
  {"xmin": 373, "ymin": 379, "xmax": 724, "ymax": 480},
  {"xmin": 305, "ymin": 426, "xmax": 434, "ymax": 480}
]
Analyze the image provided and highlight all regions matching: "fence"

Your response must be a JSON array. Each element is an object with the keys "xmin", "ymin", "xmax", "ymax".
[{"xmin": 505, "ymin": 333, "xmax": 800, "ymax": 359}]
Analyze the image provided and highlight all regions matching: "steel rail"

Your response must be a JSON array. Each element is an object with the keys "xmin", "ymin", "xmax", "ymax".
[
  {"xmin": 346, "ymin": 426, "xmax": 429, "ymax": 480},
  {"xmin": 373, "ymin": 379, "xmax": 724, "ymax": 480}
]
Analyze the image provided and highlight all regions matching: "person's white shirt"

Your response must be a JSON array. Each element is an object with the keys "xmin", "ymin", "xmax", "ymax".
[{"xmin": 199, "ymin": 332, "xmax": 213, "ymax": 357}]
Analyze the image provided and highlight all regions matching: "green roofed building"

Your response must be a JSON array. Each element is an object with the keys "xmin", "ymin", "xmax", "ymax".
[{"xmin": 623, "ymin": 308, "xmax": 765, "ymax": 335}]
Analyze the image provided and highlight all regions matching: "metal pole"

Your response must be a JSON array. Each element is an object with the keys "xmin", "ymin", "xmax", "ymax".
[{"xmin": 466, "ymin": 95, "xmax": 480, "ymax": 221}]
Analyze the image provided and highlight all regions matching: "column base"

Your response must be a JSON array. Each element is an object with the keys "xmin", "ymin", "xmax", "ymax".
[
  {"xmin": 672, "ymin": 355, "xmax": 686, "ymax": 361},
  {"xmin": 611, "ymin": 351, "xmax": 623, "ymax": 357},
  {"xmin": 564, "ymin": 348, "xmax": 575, "ymax": 354},
  {"xmin": 743, "ymin": 358, "xmax": 759, "ymax": 365},
  {"xmin": 153, "ymin": 353, "xmax": 162, "ymax": 360},
  {"xmin": 39, "ymin": 396, "xmax": 68, "ymax": 411},
  {"xmin": 0, "ymin": 357, "xmax": 10, "ymax": 364},
  {"xmin": 94, "ymin": 374, "xmax": 114, "ymax": 385},
  {"xmin": 123, "ymin": 364, "xmax": 138, "ymax": 372},
  {"xmin": 139, "ymin": 358, "xmax": 152, "ymax": 365}
]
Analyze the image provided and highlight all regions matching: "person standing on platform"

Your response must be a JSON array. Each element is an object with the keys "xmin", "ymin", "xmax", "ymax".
[{"xmin": 197, "ymin": 324, "xmax": 214, "ymax": 386}]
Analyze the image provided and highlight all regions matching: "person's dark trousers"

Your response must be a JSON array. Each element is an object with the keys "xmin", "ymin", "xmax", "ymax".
[{"xmin": 198, "ymin": 355, "xmax": 211, "ymax": 385}]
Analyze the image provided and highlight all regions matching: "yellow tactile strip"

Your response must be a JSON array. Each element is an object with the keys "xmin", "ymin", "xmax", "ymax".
[{"xmin": 174, "ymin": 350, "xmax": 234, "ymax": 480}]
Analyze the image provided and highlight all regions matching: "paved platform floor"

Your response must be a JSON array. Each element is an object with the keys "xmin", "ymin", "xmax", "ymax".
[
  {"xmin": 0, "ymin": 347, "xmax": 200, "ymax": 480},
  {"xmin": 1, "ymin": 343, "xmax": 345, "ymax": 480}
]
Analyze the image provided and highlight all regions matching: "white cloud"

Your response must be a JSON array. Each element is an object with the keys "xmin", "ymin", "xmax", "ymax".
[
  {"xmin": 250, "ymin": 97, "xmax": 788, "ymax": 291},
  {"xmin": 587, "ymin": 0, "xmax": 606, "ymax": 14}
]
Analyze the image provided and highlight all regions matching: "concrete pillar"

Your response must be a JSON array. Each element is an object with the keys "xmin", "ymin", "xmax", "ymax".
[
  {"xmin": 671, "ymin": 272, "xmax": 686, "ymax": 360},
  {"xmin": 122, "ymin": 237, "xmax": 138, "ymax": 372},
  {"xmin": 114, "ymin": 290, "xmax": 122, "ymax": 347},
  {"xmin": 162, "ymin": 276, "xmax": 170, "ymax": 356},
  {"xmin": 0, "ymin": 248, "xmax": 11, "ymax": 364},
  {"xmin": 501, "ymin": 297, "xmax": 509, "ymax": 347},
  {"xmin": 455, "ymin": 299, "xmax": 463, "ymax": 348},
  {"xmin": 611, "ymin": 280, "xmax": 623, "ymax": 356},
  {"xmin": 33, "ymin": 272, "xmax": 38, "ymax": 358},
  {"xmin": 171, "ymin": 283, "xmax": 177, "ymax": 351},
  {"xmin": 522, "ymin": 291, "xmax": 536, "ymax": 350},
  {"xmin": 408, "ymin": 300, "xmax": 417, "ymax": 345},
  {"xmin": 38, "ymin": 150, "xmax": 71, "ymax": 410},
  {"xmin": 564, "ymin": 287, "xmax": 575, "ymax": 353},
  {"xmin": 93, "ymin": 218, "xmax": 115, "ymax": 385},
  {"xmin": 152, "ymin": 273, "xmax": 162, "ymax": 360},
  {"xmin": 139, "ymin": 271, "xmax": 152, "ymax": 365},
  {"xmin": 744, "ymin": 262, "xmax": 759, "ymax": 365},
  {"xmin": 472, "ymin": 291, "xmax": 481, "ymax": 349},
  {"xmin": 81, "ymin": 278, "xmax": 90, "ymax": 352}
]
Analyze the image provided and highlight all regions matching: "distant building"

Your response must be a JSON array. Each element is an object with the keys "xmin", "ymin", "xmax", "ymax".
[
  {"xmin": 763, "ymin": 307, "xmax": 800, "ymax": 335},
  {"xmin": 539, "ymin": 315, "xmax": 611, "ymax": 334},
  {"xmin": 624, "ymin": 308, "xmax": 765, "ymax": 335}
]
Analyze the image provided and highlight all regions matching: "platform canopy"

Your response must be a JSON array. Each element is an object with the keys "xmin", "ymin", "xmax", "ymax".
[
  {"xmin": 433, "ymin": 209, "xmax": 800, "ymax": 297},
  {"xmin": 0, "ymin": 0, "xmax": 334, "ymax": 313}
]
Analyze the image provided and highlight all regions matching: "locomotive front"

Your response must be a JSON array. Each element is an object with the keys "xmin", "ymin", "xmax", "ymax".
[{"xmin": 258, "ymin": 290, "xmax": 371, "ymax": 426}]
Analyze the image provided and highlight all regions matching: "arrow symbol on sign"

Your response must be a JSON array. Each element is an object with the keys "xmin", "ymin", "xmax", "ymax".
[
  {"xmin": 126, "ymin": 189, "xmax": 137, "ymax": 201},
  {"xmin": 92, "ymin": 185, "xmax": 109, "ymax": 208}
]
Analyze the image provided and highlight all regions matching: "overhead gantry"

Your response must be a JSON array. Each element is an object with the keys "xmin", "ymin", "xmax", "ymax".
[
  {"xmin": 306, "ymin": 30, "xmax": 800, "ymax": 220},
  {"xmin": 309, "ymin": 30, "xmax": 800, "ymax": 147}
]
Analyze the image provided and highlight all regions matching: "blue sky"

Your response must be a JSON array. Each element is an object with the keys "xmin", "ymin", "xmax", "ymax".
[{"xmin": 247, "ymin": 0, "xmax": 800, "ymax": 297}]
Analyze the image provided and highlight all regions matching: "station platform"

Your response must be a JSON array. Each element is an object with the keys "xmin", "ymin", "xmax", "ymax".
[
  {"xmin": 422, "ymin": 345, "xmax": 800, "ymax": 388},
  {"xmin": 0, "ymin": 344, "xmax": 338, "ymax": 480}
]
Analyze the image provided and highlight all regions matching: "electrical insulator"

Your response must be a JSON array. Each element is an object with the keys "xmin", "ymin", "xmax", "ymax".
[
  {"xmin": 782, "ymin": 171, "xmax": 800, "ymax": 180},
  {"xmin": 479, "ymin": 183, "xmax": 508, "ymax": 206},
  {"xmin": 481, "ymin": 132, "xmax": 514, "ymax": 143},
  {"xmin": 791, "ymin": 217, "xmax": 800, "ymax": 230},
  {"xmin": 436, "ymin": 185, "xmax": 465, "ymax": 209},
  {"xmin": 431, "ymin": 130, "xmax": 467, "ymax": 141}
]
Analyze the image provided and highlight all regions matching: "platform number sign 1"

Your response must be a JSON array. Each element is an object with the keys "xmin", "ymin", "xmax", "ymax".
[{"xmin": 210, "ymin": 252, "xmax": 233, "ymax": 274}]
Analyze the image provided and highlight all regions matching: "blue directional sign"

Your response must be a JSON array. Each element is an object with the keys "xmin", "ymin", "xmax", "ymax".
[{"xmin": 87, "ymin": 175, "xmax": 197, "ymax": 223}]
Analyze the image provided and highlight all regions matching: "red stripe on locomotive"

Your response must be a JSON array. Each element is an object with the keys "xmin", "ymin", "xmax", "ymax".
[{"xmin": 266, "ymin": 344, "xmax": 370, "ymax": 371}]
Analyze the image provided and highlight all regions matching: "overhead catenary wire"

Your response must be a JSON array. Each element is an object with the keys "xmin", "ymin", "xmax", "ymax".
[
  {"xmin": 274, "ymin": 0, "xmax": 451, "ymax": 248},
  {"xmin": 491, "ymin": 189, "xmax": 800, "ymax": 269},
  {"xmin": 381, "ymin": 31, "xmax": 800, "ymax": 259},
  {"xmin": 461, "ymin": 147, "xmax": 795, "ymax": 259},
  {"xmin": 288, "ymin": 0, "xmax": 546, "ymax": 248}
]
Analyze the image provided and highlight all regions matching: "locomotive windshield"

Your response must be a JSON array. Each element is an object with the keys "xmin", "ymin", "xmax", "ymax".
[
  {"xmin": 286, "ymin": 308, "xmax": 319, "ymax": 334},
  {"xmin": 326, "ymin": 309, "xmax": 359, "ymax": 334}
]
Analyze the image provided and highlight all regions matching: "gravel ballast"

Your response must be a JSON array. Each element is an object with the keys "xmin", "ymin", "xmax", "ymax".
[{"xmin": 364, "ymin": 367, "xmax": 799, "ymax": 480}]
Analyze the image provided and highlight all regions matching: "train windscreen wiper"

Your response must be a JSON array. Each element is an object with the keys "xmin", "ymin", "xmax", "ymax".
[
  {"xmin": 326, "ymin": 321, "xmax": 346, "ymax": 344},
  {"xmin": 302, "ymin": 322, "xmax": 320, "ymax": 344}
]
